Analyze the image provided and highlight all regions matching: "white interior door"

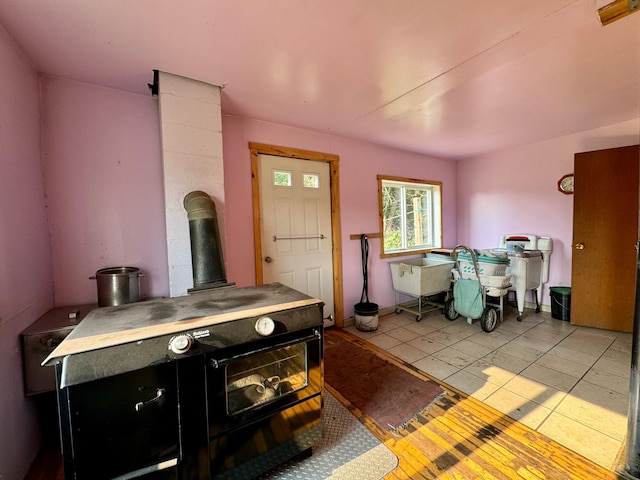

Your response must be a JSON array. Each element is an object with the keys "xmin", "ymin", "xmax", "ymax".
[{"xmin": 259, "ymin": 154, "xmax": 335, "ymax": 326}]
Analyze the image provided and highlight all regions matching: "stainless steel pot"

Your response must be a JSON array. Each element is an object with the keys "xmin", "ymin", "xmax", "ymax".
[{"xmin": 90, "ymin": 267, "xmax": 144, "ymax": 307}]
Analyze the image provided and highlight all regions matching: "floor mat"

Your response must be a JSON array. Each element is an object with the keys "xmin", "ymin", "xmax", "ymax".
[
  {"xmin": 260, "ymin": 392, "xmax": 398, "ymax": 479},
  {"xmin": 324, "ymin": 329, "xmax": 445, "ymax": 430}
]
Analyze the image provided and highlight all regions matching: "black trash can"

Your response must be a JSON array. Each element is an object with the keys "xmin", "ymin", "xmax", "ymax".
[{"xmin": 550, "ymin": 286, "xmax": 571, "ymax": 321}]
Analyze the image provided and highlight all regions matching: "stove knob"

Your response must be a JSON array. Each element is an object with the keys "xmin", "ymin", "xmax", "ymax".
[
  {"xmin": 255, "ymin": 316, "xmax": 275, "ymax": 336},
  {"xmin": 168, "ymin": 334, "xmax": 193, "ymax": 354}
]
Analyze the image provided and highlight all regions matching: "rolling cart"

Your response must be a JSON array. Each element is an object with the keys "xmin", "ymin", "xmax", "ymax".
[
  {"xmin": 445, "ymin": 245, "xmax": 511, "ymax": 332},
  {"xmin": 389, "ymin": 255, "xmax": 455, "ymax": 321}
]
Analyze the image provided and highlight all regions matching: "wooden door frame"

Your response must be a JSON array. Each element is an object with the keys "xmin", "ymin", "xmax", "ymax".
[{"xmin": 249, "ymin": 142, "xmax": 344, "ymax": 327}]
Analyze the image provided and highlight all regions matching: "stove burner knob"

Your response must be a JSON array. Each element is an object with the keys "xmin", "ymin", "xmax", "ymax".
[
  {"xmin": 255, "ymin": 316, "xmax": 275, "ymax": 336},
  {"xmin": 168, "ymin": 334, "xmax": 193, "ymax": 354}
]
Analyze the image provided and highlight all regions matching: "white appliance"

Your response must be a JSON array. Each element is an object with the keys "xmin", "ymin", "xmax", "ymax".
[{"xmin": 498, "ymin": 234, "xmax": 553, "ymax": 321}]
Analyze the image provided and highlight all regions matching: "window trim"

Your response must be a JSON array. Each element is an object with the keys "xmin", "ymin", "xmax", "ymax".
[{"xmin": 377, "ymin": 174, "xmax": 443, "ymax": 258}]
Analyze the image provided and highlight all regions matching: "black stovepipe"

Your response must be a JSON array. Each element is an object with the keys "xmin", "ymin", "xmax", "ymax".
[{"xmin": 183, "ymin": 190, "xmax": 227, "ymax": 287}]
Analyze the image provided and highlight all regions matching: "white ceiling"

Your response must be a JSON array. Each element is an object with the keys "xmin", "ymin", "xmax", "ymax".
[{"xmin": 0, "ymin": 0, "xmax": 638, "ymax": 159}]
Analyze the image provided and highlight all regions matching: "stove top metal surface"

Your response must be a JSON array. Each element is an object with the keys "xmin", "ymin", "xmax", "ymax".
[{"xmin": 44, "ymin": 283, "xmax": 322, "ymax": 369}]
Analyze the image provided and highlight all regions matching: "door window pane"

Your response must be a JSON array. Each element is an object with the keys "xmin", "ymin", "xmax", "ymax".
[
  {"xmin": 303, "ymin": 173, "xmax": 320, "ymax": 188},
  {"xmin": 273, "ymin": 170, "xmax": 292, "ymax": 187}
]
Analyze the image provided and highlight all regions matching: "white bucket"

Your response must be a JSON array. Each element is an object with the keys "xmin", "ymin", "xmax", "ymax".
[{"xmin": 354, "ymin": 302, "xmax": 379, "ymax": 331}]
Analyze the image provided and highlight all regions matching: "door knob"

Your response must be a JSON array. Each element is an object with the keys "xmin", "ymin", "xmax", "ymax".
[
  {"xmin": 575, "ymin": 243, "xmax": 585, "ymax": 250},
  {"xmin": 264, "ymin": 256, "xmax": 273, "ymax": 263}
]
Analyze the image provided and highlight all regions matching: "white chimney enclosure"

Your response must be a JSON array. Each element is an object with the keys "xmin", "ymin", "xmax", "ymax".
[{"xmin": 157, "ymin": 72, "xmax": 226, "ymax": 297}]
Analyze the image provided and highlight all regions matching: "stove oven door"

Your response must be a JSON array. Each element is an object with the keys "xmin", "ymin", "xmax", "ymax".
[
  {"xmin": 57, "ymin": 362, "xmax": 184, "ymax": 480},
  {"xmin": 206, "ymin": 327, "xmax": 323, "ymax": 479}
]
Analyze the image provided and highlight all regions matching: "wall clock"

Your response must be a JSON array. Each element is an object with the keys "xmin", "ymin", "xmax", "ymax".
[{"xmin": 557, "ymin": 173, "xmax": 574, "ymax": 194}]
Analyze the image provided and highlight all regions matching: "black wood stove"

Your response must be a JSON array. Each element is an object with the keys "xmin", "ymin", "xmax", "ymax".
[{"xmin": 44, "ymin": 283, "xmax": 324, "ymax": 480}]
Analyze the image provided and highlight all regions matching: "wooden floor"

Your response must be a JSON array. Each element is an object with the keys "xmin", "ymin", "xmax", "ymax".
[{"xmin": 26, "ymin": 328, "xmax": 624, "ymax": 480}]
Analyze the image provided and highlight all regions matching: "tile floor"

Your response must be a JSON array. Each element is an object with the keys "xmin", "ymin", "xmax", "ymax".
[{"xmin": 344, "ymin": 304, "xmax": 632, "ymax": 470}]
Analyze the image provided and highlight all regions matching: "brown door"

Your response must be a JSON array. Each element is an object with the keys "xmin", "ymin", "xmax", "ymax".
[{"xmin": 571, "ymin": 145, "xmax": 639, "ymax": 332}]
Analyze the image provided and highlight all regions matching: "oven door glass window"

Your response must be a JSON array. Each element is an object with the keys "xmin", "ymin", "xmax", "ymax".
[{"xmin": 226, "ymin": 342, "xmax": 307, "ymax": 415}]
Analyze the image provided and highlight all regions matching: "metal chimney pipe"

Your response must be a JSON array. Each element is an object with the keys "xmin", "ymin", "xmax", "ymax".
[{"xmin": 183, "ymin": 191, "xmax": 227, "ymax": 287}]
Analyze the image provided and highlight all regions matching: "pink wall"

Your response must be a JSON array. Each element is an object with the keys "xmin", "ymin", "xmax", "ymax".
[
  {"xmin": 221, "ymin": 115, "xmax": 458, "ymax": 317},
  {"xmin": 0, "ymin": 25, "xmax": 53, "ymax": 480},
  {"xmin": 47, "ymin": 77, "xmax": 638, "ymax": 321},
  {"xmin": 41, "ymin": 77, "xmax": 168, "ymax": 305},
  {"xmin": 5, "ymin": 63, "xmax": 637, "ymax": 479},
  {"xmin": 39, "ymin": 80, "xmax": 458, "ymax": 319},
  {"xmin": 457, "ymin": 119, "xmax": 640, "ymax": 306}
]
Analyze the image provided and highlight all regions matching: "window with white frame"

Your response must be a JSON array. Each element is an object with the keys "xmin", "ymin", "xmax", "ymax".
[{"xmin": 378, "ymin": 175, "xmax": 442, "ymax": 256}]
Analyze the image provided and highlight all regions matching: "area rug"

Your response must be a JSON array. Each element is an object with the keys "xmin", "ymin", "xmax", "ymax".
[
  {"xmin": 261, "ymin": 392, "xmax": 398, "ymax": 479},
  {"xmin": 324, "ymin": 330, "xmax": 445, "ymax": 430}
]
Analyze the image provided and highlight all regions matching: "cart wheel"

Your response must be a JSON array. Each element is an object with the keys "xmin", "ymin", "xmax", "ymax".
[
  {"xmin": 535, "ymin": 306, "xmax": 541, "ymax": 313},
  {"xmin": 443, "ymin": 298, "xmax": 459, "ymax": 321},
  {"xmin": 481, "ymin": 308, "xmax": 498, "ymax": 332},
  {"xmin": 394, "ymin": 308, "xmax": 401, "ymax": 314},
  {"xmin": 416, "ymin": 315, "xmax": 422, "ymax": 322}
]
